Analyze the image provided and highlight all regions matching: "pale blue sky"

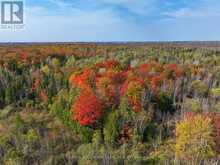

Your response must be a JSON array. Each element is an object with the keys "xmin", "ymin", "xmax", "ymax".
[{"xmin": 1, "ymin": 0, "xmax": 220, "ymax": 42}]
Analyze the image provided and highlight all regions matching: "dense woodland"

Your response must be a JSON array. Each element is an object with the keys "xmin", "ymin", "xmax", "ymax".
[{"xmin": 0, "ymin": 44, "xmax": 219, "ymax": 165}]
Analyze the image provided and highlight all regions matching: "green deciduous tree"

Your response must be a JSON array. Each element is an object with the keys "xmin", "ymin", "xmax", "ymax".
[{"xmin": 104, "ymin": 111, "xmax": 120, "ymax": 146}]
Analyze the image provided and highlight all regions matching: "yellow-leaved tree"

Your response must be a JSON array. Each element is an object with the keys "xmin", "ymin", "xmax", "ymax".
[{"xmin": 175, "ymin": 114, "xmax": 215, "ymax": 164}]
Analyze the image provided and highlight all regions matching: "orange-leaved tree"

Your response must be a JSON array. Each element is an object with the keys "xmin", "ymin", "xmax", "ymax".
[{"xmin": 72, "ymin": 89, "xmax": 103, "ymax": 126}]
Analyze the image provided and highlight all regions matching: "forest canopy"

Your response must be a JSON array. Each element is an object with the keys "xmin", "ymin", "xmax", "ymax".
[{"xmin": 0, "ymin": 44, "xmax": 219, "ymax": 165}]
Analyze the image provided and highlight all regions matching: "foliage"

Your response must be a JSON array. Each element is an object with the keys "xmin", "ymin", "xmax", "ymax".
[
  {"xmin": 104, "ymin": 111, "xmax": 120, "ymax": 146},
  {"xmin": 191, "ymin": 80, "xmax": 209, "ymax": 97},
  {"xmin": 211, "ymin": 88, "xmax": 220, "ymax": 98},
  {"xmin": 184, "ymin": 98, "xmax": 202, "ymax": 112},
  {"xmin": 72, "ymin": 90, "xmax": 103, "ymax": 126},
  {"xmin": 0, "ymin": 44, "xmax": 219, "ymax": 164},
  {"xmin": 25, "ymin": 128, "xmax": 39, "ymax": 143},
  {"xmin": 175, "ymin": 114, "xmax": 215, "ymax": 163}
]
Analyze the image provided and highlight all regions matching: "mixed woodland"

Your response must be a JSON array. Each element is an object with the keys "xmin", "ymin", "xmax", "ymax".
[{"xmin": 0, "ymin": 44, "xmax": 219, "ymax": 164}]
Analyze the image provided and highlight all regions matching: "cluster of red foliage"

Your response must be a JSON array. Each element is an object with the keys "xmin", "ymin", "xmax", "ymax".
[
  {"xmin": 95, "ymin": 76, "xmax": 119, "ymax": 106},
  {"xmin": 206, "ymin": 113, "xmax": 220, "ymax": 153},
  {"xmin": 69, "ymin": 60, "xmax": 183, "ymax": 126},
  {"xmin": 32, "ymin": 78, "xmax": 41, "ymax": 91},
  {"xmin": 69, "ymin": 68, "xmax": 95, "ymax": 89},
  {"xmin": 70, "ymin": 69, "xmax": 92, "ymax": 87},
  {"xmin": 128, "ymin": 98, "xmax": 142, "ymax": 113},
  {"xmin": 20, "ymin": 52, "xmax": 28, "ymax": 63},
  {"xmin": 72, "ymin": 90, "xmax": 103, "ymax": 126},
  {"xmin": 165, "ymin": 64, "xmax": 183, "ymax": 79},
  {"xmin": 104, "ymin": 70, "xmax": 127, "ymax": 85},
  {"xmin": 39, "ymin": 90, "xmax": 48, "ymax": 103},
  {"xmin": 137, "ymin": 63, "xmax": 182, "ymax": 91},
  {"xmin": 95, "ymin": 60, "xmax": 120, "ymax": 69},
  {"xmin": 120, "ymin": 78, "xmax": 144, "ymax": 96},
  {"xmin": 150, "ymin": 75, "xmax": 164, "ymax": 94},
  {"xmin": 118, "ymin": 123, "xmax": 133, "ymax": 144},
  {"xmin": 120, "ymin": 78, "xmax": 145, "ymax": 112},
  {"xmin": 213, "ymin": 114, "xmax": 220, "ymax": 153}
]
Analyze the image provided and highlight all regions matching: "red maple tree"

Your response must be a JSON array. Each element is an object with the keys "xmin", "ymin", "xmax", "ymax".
[
  {"xmin": 20, "ymin": 52, "xmax": 28, "ymax": 63},
  {"xmin": 69, "ymin": 60, "xmax": 185, "ymax": 125},
  {"xmin": 72, "ymin": 90, "xmax": 103, "ymax": 126}
]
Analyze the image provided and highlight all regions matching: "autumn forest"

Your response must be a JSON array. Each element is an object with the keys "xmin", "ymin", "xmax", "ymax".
[{"xmin": 0, "ymin": 43, "xmax": 219, "ymax": 165}]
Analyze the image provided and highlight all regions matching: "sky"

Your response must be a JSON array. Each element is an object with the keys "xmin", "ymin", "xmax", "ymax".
[{"xmin": 0, "ymin": 0, "xmax": 220, "ymax": 42}]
